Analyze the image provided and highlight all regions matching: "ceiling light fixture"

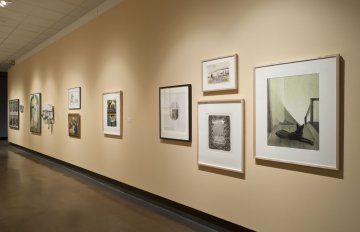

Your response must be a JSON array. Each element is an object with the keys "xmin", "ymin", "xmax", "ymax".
[{"xmin": 0, "ymin": 0, "xmax": 12, "ymax": 8}]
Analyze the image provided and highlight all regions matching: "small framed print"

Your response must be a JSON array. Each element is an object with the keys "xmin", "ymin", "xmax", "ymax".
[
  {"xmin": 202, "ymin": 54, "xmax": 237, "ymax": 92},
  {"xmin": 254, "ymin": 55, "xmax": 340, "ymax": 170},
  {"xmin": 9, "ymin": 99, "xmax": 19, "ymax": 129},
  {"xmin": 160, "ymin": 84, "xmax": 191, "ymax": 141},
  {"xmin": 198, "ymin": 100, "xmax": 244, "ymax": 173},
  {"xmin": 30, "ymin": 93, "xmax": 41, "ymax": 134},
  {"xmin": 68, "ymin": 87, "xmax": 81, "ymax": 109},
  {"xmin": 68, "ymin": 113, "xmax": 81, "ymax": 138},
  {"xmin": 103, "ymin": 91, "xmax": 122, "ymax": 136}
]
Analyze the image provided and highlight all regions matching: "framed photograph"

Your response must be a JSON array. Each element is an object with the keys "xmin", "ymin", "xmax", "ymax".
[
  {"xmin": 68, "ymin": 87, "xmax": 81, "ymax": 109},
  {"xmin": 198, "ymin": 100, "xmax": 244, "ymax": 173},
  {"xmin": 103, "ymin": 91, "xmax": 122, "ymax": 136},
  {"xmin": 254, "ymin": 55, "xmax": 339, "ymax": 170},
  {"xmin": 9, "ymin": 99, "xmax": 19, "ymax": 129},
  {"xmin": 68, "ymin": 113, "xmax": 81, "ymax": 138},
  {"xmin": 202, "ymin": 54, "xmax": 237, "ymax": 92},
  {"xmin": 30, "ymin": 93, "xmax": 41, "ymax": 133},
  {"xmin": 159, "ymin": 84, "xmax": 191, "ymax": 141},
  {"xmin": 19, "ymin": 105, "xmax": 24, "ymax": 113}
]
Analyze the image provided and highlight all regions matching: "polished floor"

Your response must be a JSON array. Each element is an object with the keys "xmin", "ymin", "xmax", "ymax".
[{"xmin": 0, "ymin": 141, "xmax": 217, "ymax": 232}]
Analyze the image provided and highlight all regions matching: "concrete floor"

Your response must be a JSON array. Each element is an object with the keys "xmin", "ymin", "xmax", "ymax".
[{"xmin": 0, "ymin": 141, "xmax": 216, "ymax": 232}]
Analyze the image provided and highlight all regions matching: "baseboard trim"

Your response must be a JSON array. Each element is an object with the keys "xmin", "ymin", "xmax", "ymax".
[{"xmin": 9, "ymin": 142, "xmax": 253, "ymax": 232}]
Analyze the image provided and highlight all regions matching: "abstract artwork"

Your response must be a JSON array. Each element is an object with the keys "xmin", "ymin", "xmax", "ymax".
[
  {"xmin": 255, "ymin": 55, "xmax": 339, "ymax": 169},
  {"xmin": 103, "ymin": 91, "xmax": 122, "ymax": 136},
  {"xmin": 202, "ymin": 55, "xmax": 237, "ymax": 92},
  {"xmin": 30, "ymin": 93, "xmax": 41, "ymax": 133},
  {"xmin": 198, "ymin": 100, "xmax": 244, "ymax": 173},
  {"xmin": 9, "ymin": 99, "xmax": 19, "ymax": 129},
  {"xmin": 159, "ymin": 84, "xmax": 191, "ymax": 141}
]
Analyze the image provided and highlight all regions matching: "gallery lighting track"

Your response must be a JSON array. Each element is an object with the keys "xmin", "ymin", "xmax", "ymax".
[{"xmin": 0, "ymin": 0, "xmax": 12, "ymax": 7}]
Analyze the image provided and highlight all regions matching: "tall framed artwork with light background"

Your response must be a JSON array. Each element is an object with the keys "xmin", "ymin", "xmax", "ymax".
[{"xmin": 254, "ymin": 55, "xmax": 340, "ymax": 170}]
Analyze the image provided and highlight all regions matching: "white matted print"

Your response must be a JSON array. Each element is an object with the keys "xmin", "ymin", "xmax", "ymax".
[
  {"xmin": 255, "ymin": 55, "xmax": 339, "ymax": 170},
  {"xmin": 198, "ymin": 100, "xmax": 244, "ymax": 173},
  {"xmin": 202, "ymin": 54, "xmax": 237, "ymax": 92},
  {"xmin": 68, "ymin": 87, "xmax": 81, "ymax": 109},
  {"xmin": 160, "ymin": 84, "xmax": 191, "ymax": 141},
  {"xmin": 103, "ymin": 91, "xmax": 122, "ymax": 136}
]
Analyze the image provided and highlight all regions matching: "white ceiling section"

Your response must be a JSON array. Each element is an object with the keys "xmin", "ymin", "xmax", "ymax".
[{"xmin": 0, "ymin": 0, "xmax": 123, "ymax": 72}]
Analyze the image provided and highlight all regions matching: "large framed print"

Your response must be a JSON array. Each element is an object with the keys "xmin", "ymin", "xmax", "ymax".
[
  {"xmin": 30, "ymin": 93, "xmax": 41, "ymax": 133},
  {"xmin": 254, "ymin": 55, "xmax": 339, "ymax": 170},
  {"xmin": 202, "ymin": 54, "xmax": 237, "ymax": 92},
  {"xmin": 103, "ymin": 91, "xmax": 122, "ymax": 136},
  {"xmin": 68, "ymin": 113, "xmax": 81, "ymax": 138},
  {"xmin": 9, "ymin": 99, "xmax": 19, "ymax": 129},
  {"xmin": 68, "ymin": 87, "xmax": 81, "ymax": 109},
  {"xmin": 160, "ymin": 84, "xmax": 191, "ymax": 141},
  {"xmin": 198, "ymin": 100, "xmax": 244, "ymax": 173}
]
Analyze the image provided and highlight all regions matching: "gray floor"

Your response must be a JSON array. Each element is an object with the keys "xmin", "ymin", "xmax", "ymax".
[{"xmin": 0, "ymin": 141, "xmax": 217, "ymax": 232}]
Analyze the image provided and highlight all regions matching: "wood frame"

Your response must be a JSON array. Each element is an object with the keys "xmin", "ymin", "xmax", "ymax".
[
  {"xmin": 198, "ymin": 99, "xmax": 244, "ymax": 173},
  {"xmin": 68, "ymin": 113, "xmax": 81, "ymax": 138},
  {"xmin": 68, "ymin": 87, "xmax": 81, "ymax": 110},
  {"xmin": 254, "ymin": 55, "xmax": 340, "ymax": 170}
]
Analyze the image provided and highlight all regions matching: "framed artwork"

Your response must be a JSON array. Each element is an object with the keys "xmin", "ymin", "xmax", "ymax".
[
  {"xmin": 202, "ymin": 54, "xmax": 237, "ymax": 92},
  {"xmin": 30, "ymin": 93, "xmax": 41, "ymax": 133},
  {"xmin": 68, "ymin": 87, "xmax": 81, "ymax": 109},
  {"xmin": 254, "ymin": 55, "xmax": 339, "ymax": 170},
  {"xmin": 68, "ymin": 113, "xmax": 81, "ymax": 138},
  {"xmin": 41, "ymin": 104, "xmax": 54, "ymax": 129},
  {"xmin": 159, "ymin": 84, "xmax": 191, "ymax": 141},
  {"xmin": 103, "ymin": 91, "xmax": 122, "ymax": 136},
  {"xmin": 198, "ymin": 100, "xmax": 244, "ymax": 173},
  {"xmin": 9, "ymin": 99, "xmax": 19, "ymax": 129},
  {"xmin": 19, "ymin": 105, "xmax": 24, "ymax": 113}
]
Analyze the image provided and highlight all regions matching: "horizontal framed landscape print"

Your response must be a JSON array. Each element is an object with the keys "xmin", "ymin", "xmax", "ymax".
[
  {"xmin": 30, "ymin": 93, "xmax": 41, "ymax": 134},
  {"xmin": 9, "ymin": 99, "xmax": 19, "ymax": 129},
  {"xmin": 68, "ymin": 87, "xmax": 81, "ymax": 109},
  {"xmin": 160, "ymin": 84, "xmax": 191, "ymax": 141},
  {"xmin": 103, "ymin": 91, "xmax": 122, "ymax": 136},
  {"xmin": 68, "ymin": 113, "xmax": 81, "ymax": 138},
  {"xmin": 198, "ymin": 100, "xmax": 244, "ymax": 173},
  {"xmin": 254, "ymin": 55, "xmax": 339, "ymax": 170},
  {"xmin": 202, "ymin": 54, "xmax": 237, "ymax": 92}
]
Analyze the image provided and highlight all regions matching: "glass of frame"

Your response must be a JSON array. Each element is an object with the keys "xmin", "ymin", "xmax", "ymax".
[
  {"xmin": 254, "ymin": 55, "xmax": 339, "ymax": 170},
  {"xmin": 68, "ymin": 113, "xmax": 81, "ymax": 138},
  {"xmin": 202, "ymin": 54, "xmax": 238, "ymax": 92},
  {"xmin": 9, "ymin": 99, "xmax": 19, "ymax": 129},
  {"xmin": 198, "ymin": 100, "xmax": 244, "ymax": 173},
  {"xmin": 159, "ymin": 84, "xmax": 191, "ymax": 142},
  {"xmin": 68, "ymin": 87, "xmax": 81, "ymax": 109},
  {"xmin": 30, "ymin": 93, "xmax": 41, "ymax": 133},
  {"xmin": 103, "ymin": 91, "xmax": 122, "ymax": 136}
]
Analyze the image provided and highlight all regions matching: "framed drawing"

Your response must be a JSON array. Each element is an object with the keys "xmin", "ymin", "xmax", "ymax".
[
  {"xmin": 198, "ymin": 100, "xmax": 244, "ymax": 173},
  {"xmin": 159, "ymin": 84, "xmax": 191, "ymax": 141},
  {"xmin": 68, "ymin": 87, "xmax": 81, "ymax": 109},
  {"xmin": 103, "ymin": 91, "xmax": 122, "ymax": 136},
  {"xmin": 9, "ymin": 99, "xmax": 19, "ymax": 129},
  {"xmin": 202, "ymin": 54, "xmax": 237, "ymax": 92},
  {"xmin": 254, "ymin": 55, "xmax": 339, "ymax": 170},
  {"xmin": 68, "ymin": 113, "xmax": 81, "ymax": 138},
  {"xmin": 30, "ymin": 93, "xmax": 41, "ymax": 133}
]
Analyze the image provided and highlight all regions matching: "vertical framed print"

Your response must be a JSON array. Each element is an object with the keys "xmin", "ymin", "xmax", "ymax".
[
  {"xmin": 159, "ymin": 84, "xmax": 191, "ymax": 141},
  {"xmin": 68, "ymin": 113, "xmax": 81, "ymax": 138},
  {"xmin": 254, "ymin": 55, "xmax": 339, "ymax": 170},
  {"xmin": 9, "ymin": 99, "xmax": 19, "ymax": 129},
  {"xmin": 68, "ymin": 87, "xmax": 81, "ymax": 109},
  {"xmin": 202, "ymin": 54, "xmax": 237, "ymax": 92},
  {"xmin": 30, "ymin": 93, "xmax": 41, "ymax": 133},
  {"xmin": 198, "ymin": 100, "xmax": 244, "ymax": 173},
  {"xmin": 103, "ymin": 91, "xmax": 122, "ymax": 136}
]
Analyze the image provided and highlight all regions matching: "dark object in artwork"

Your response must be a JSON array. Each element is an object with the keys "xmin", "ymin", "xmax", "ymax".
[{"xmin": 275, "ymin": 124, "xmax": 314, "ymax": 146}]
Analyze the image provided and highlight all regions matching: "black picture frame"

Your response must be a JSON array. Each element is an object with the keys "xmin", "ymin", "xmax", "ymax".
[{"xmin": 9, "ymin": 99, "xmax": 19, "ymax": 129}]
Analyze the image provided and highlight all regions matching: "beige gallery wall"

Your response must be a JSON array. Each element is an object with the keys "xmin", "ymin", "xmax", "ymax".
[{"xmin": 8, "ymin": 0, "xmax": 360, "ymax": 231}]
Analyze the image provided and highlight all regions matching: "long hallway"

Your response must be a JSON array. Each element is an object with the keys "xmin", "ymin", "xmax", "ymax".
[{"xmin": 0, "ymin": 141, "xmax": 215, "ymax": 232}]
